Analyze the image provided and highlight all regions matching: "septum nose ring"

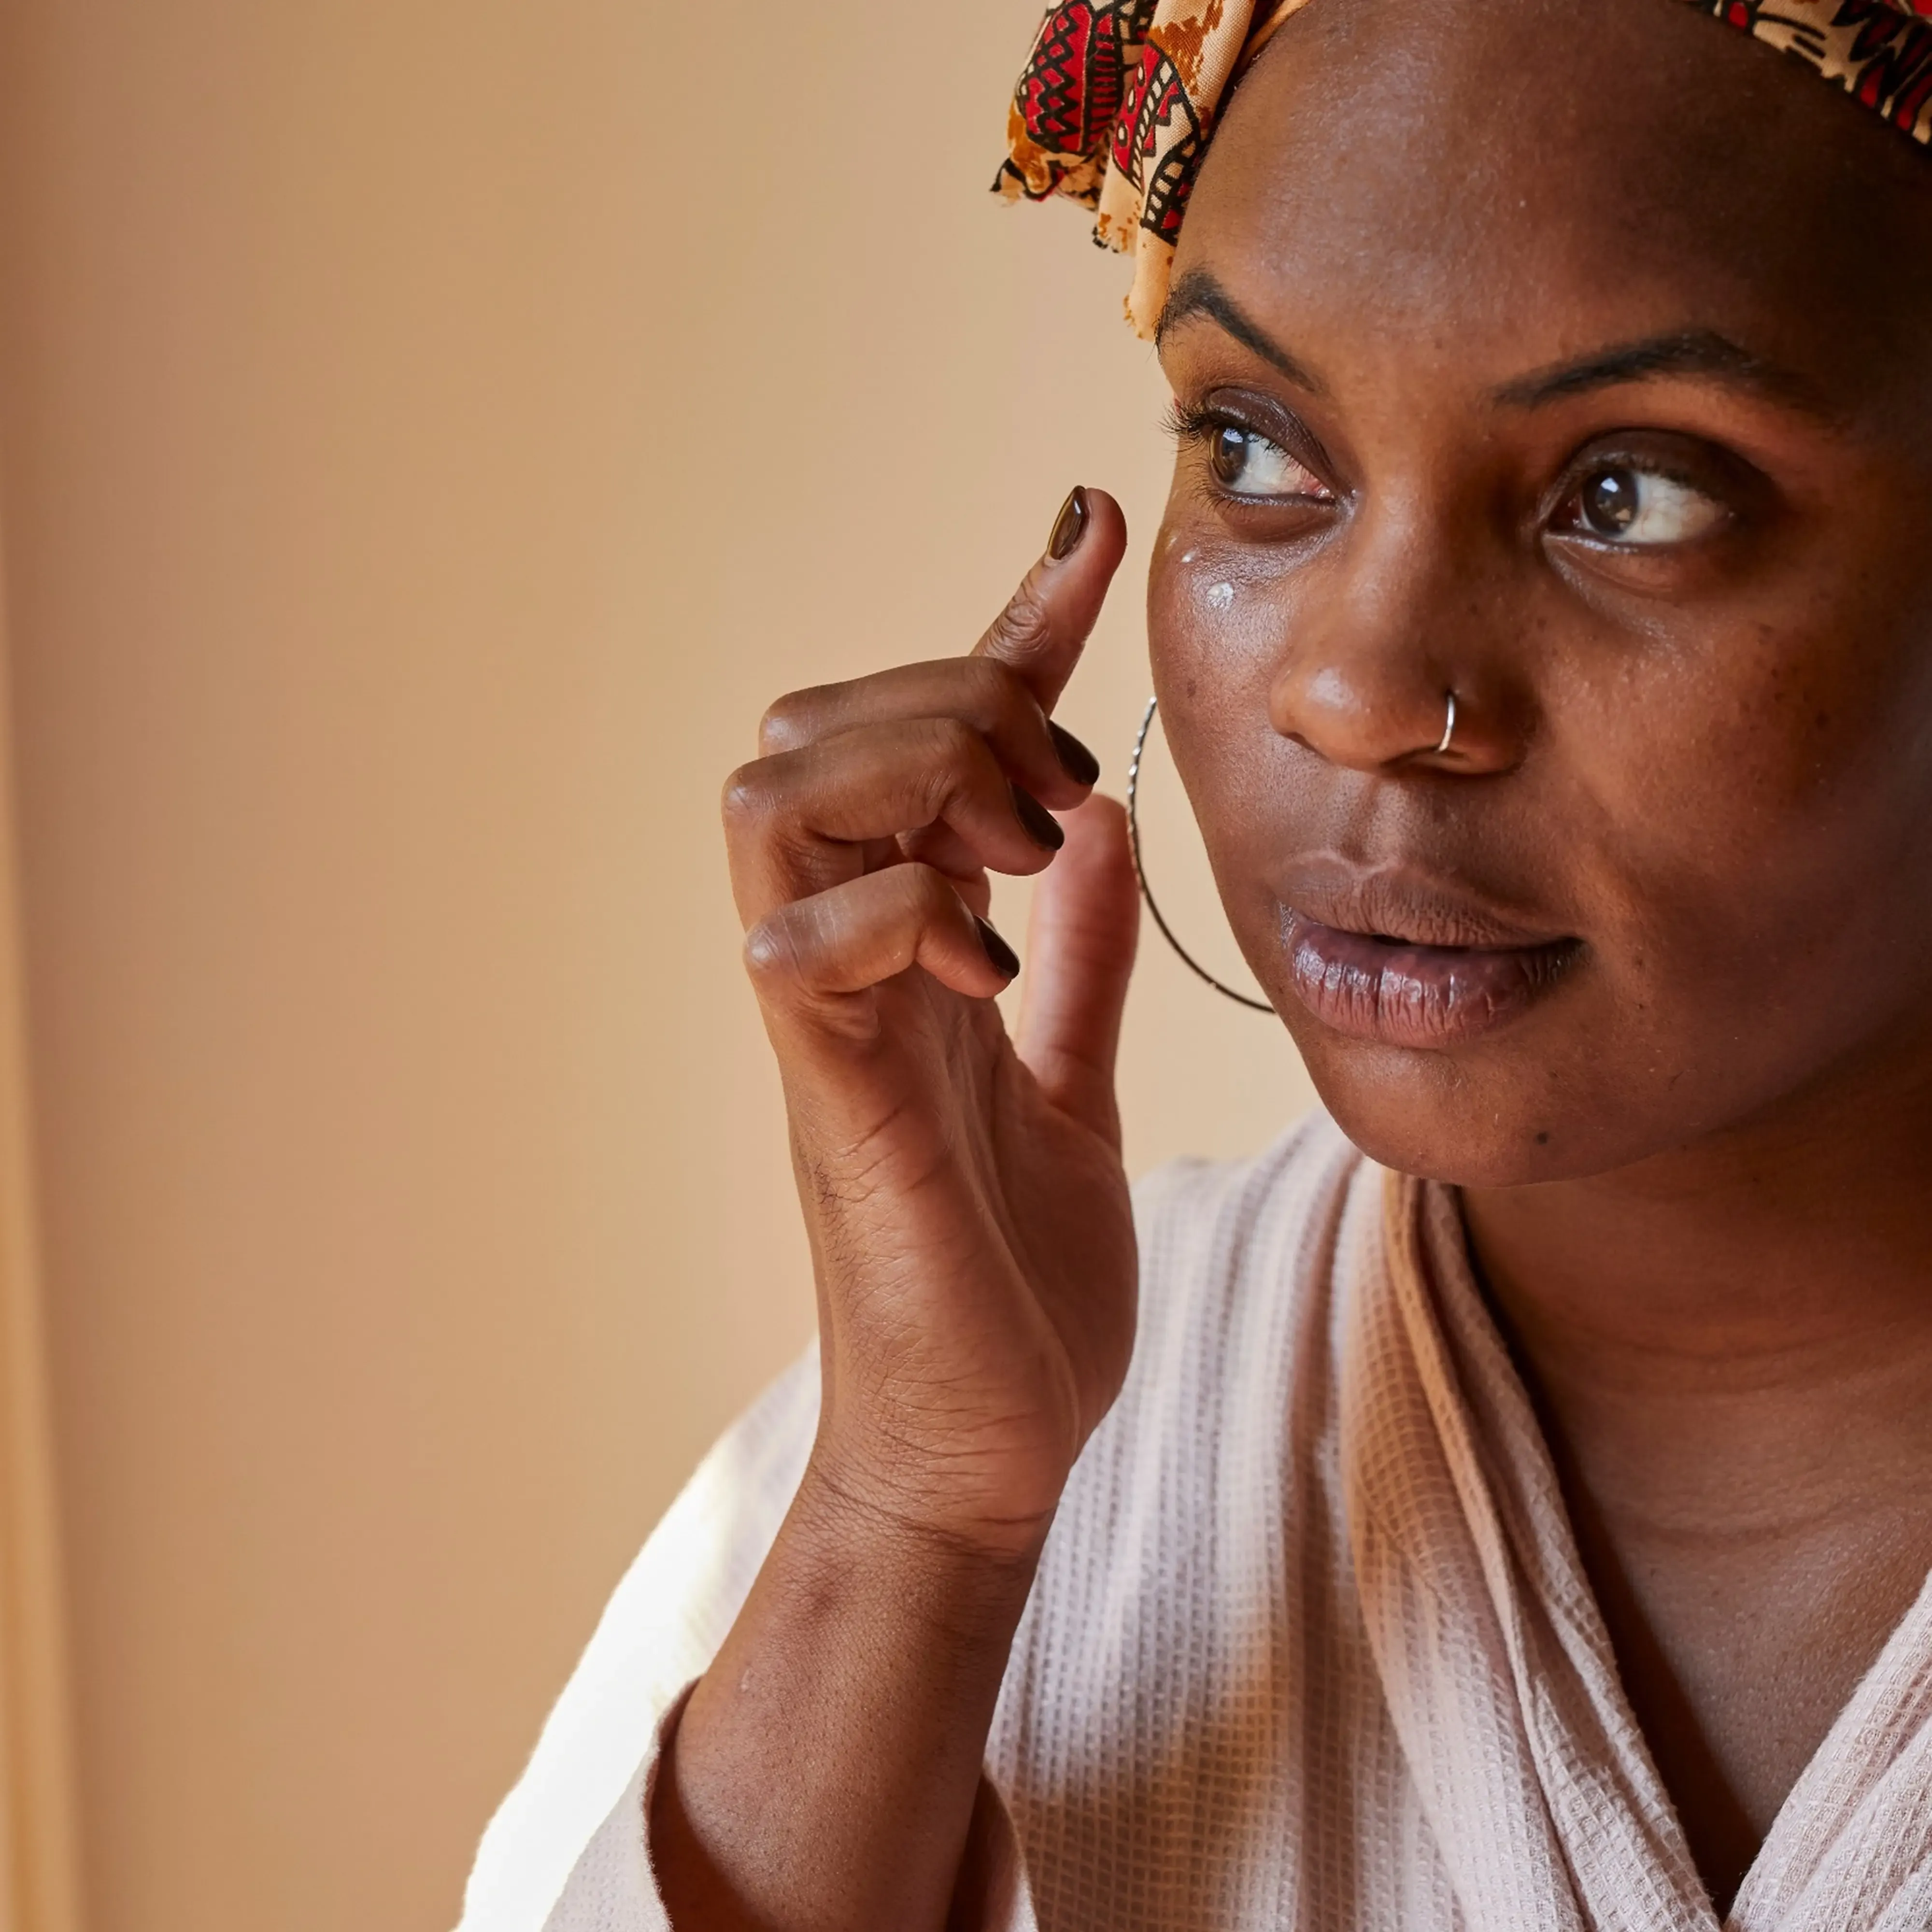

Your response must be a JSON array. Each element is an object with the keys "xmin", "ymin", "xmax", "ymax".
[{"xmin": 1434, "ymin": 690, "xmax": 1458, "ymax": 757}]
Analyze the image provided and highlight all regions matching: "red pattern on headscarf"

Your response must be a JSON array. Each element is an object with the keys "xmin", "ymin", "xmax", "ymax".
[{"xmin": 995, "ymin": 0, "xmax": 1932, "ymax": 336}]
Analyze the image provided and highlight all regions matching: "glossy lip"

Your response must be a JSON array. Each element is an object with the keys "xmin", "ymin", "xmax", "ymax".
[{"xmin": 1277, "ymin": 867, "xmax": 1581, "ymax": 1049}]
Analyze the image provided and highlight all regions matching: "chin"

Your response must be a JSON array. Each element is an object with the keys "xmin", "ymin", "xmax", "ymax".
[{"xmin": 1291, "ymin": 1033, "xmax": 1630, "ymax": 1190}]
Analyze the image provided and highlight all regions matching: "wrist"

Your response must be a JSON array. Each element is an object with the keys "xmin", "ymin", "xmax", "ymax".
[
  {"xmin": 666, "ymin": 1445, "xmax": 1044, "ymax": 1931},
  {"xmin": 804, "ymin": 1378, "xmax": 1083, "ymax": 1560},
  {"xmin": 792, "ymin": 1447, "xmax": 1052, "ymax": 1625}
]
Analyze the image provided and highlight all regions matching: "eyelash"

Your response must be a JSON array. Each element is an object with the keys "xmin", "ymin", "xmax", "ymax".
[
  {"xmin": 1164, "ymin": 399, "xmax": 1333, "ymax": 504},
  {"xmin": 1167, "ymin": 401, "xmax": 1734, "ymax": 548},
  {"xmin": 1162, "ymin": 399, "xmax": 1219, "ymax": 445},
  {"xmin": 1164, "ymin": 399, "xmax": 1279, "ymax": 456}
]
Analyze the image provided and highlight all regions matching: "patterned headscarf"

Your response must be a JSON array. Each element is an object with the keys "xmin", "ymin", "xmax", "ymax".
[{"xmin": 995, "ymin": 0, "xmax": 1932, "ymax": 337}]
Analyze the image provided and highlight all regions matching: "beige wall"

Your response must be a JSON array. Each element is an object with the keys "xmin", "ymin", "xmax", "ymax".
[
  {"xmin": 0, "ymin": 530, "xmax": 82, "ymax": 1932},
  {"xmin": 0, "ymin": 4, "xmax": 1313, "ymax": 1929}
]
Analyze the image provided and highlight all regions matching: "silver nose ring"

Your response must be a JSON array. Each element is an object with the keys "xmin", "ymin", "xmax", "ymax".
[{"xmin": 1434, "ymin": 690, "xmax": 1458, "ymax": 757}]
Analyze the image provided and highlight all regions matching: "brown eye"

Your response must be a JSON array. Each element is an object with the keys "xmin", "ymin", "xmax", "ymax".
[
  {"xmin": 1563, "ymin": 462, "xmax": 1723, "ymax": 547},
  {"xmin": 1209, "ymin": 426, "xmax": 1252, "ymax": 486},
  {"xmin": 1580, "ymin": 467, "xmax": 1639, "ymax": 537},
  {"xmin": 1203, "ymin": 423, "xmax": 1328, "ymax": 500}
]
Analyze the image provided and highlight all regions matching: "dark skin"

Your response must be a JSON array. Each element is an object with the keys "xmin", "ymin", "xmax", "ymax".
[{"xmin": 654, "ymin": 0, "xmax": 1932, "ymax": 1922}]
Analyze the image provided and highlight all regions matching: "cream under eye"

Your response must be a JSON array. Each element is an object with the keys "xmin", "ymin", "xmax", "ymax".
[
  {"xmin": 1207, "ymin": 423, "xmax": 1326, "ymax": 499},
  {"xmin": 1570, "ymin": 463, "xmax": 1723, "ymax": 546}
]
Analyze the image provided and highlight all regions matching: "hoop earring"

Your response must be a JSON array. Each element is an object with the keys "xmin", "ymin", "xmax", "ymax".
[{"xmin": 1125, "ymin": 697, "xmax": 1273, "ymax": 1014}]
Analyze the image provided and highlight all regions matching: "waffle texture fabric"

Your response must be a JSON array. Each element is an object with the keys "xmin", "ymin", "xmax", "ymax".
[{"xmin": 456, "ymin": 1113, "xmax": 1932, "ymax": 1932}]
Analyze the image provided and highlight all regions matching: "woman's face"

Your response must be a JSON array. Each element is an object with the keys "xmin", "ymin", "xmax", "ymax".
[{"xmin": 1151, "ymin": 0, "xmax": 1932, "ymax": 1185}]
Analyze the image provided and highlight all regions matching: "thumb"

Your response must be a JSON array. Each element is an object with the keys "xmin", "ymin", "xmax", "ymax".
[
  {"xmin": 972, "ymin": 487, "xmax": 1128, "ymax": 713},
  {"xmin": 1015, "ymin": 793, "xmax": 1139, "ymax": 1147}
]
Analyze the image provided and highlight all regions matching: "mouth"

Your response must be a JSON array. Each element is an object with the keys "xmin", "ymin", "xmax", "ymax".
[{"xmin": 1278, "ymin": 873, "xmax": 1580, "ymax": 1049}]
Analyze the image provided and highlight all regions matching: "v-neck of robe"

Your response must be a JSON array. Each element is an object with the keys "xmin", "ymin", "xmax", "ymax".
[{"xmin": 1351, "ymin": 1169, "xmax": 1932, "ymax": 1932}]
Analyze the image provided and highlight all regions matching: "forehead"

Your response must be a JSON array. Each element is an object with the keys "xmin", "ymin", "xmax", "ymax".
[{"xmin": 1174, "ymin": 0, "xmax": 1932, "ymax": 400}]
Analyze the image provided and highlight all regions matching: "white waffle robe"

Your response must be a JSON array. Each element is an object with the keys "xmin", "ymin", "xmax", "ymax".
[{"xmin": 456, "ymin": 1115, "xmax": 1932, "ymax": 1932}]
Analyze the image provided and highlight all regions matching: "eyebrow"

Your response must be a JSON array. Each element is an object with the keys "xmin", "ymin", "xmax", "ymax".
[
  {"xmin": 1156, "ymin": 270, "xmax": 1326, "ymax": 393},
  {"xmin": 1158, "ymin": 279, "xmax": 1835, "ymax": 425},
  {"xmin": 1492, "ymin": 329, "xmax": 1830, "ymax": 415}
]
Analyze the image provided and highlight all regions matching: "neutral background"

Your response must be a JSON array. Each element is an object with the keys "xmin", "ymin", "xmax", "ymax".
[{"xmin": 0, "ymin": 3, "xmax": 1314, "ymax": 1928}]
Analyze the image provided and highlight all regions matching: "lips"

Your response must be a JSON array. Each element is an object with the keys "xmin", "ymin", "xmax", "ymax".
[{"xmin": 1276, "ymin": 870, "xmax": 1579, "ymax": 1049}]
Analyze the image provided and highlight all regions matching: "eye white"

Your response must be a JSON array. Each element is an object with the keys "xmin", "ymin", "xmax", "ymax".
[
  {"xmin": 1209, "ymin": 425, "xmax": 1324, "ymax": 499},
  {"xmin": 1576, "ymin": 465, "xmax": 1723, "ymax": 546}
]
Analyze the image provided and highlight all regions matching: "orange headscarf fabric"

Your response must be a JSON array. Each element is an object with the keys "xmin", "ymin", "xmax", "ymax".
[{"xmin": 995, "ymin": 0, "xmax": 1932, "ymax": 337}]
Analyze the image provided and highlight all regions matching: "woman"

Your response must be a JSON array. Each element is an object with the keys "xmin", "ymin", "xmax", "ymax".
[{"xmin": 461, "ymin": 0, "xmax": 1932, "ymax": 1925}]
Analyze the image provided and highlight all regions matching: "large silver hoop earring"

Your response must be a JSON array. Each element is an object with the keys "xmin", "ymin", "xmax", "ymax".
[{"xmin": 1125, "ymin": 696, "xmax": 1273, "ymax": 1014}]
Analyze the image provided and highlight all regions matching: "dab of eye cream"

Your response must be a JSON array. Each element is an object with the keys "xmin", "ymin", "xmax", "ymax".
[{"xmin": 1207, "ymin": 582, "xmax": 1234, "ymax": 611}]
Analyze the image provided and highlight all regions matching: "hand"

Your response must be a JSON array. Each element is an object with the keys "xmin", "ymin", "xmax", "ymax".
[
  {"xmin": 724, "ymin": 486, "xmax": 1140, "ymax": 1557},
  {"xmin": 655, "ymin": 491, "xmax": 1141, "ymax": 1932}
]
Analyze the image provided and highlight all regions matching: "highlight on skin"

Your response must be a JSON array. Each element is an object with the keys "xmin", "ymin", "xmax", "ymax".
[
  {"xmin": 613, "ymin": 1, "xmax": 1932, "ymax": 1925},
  {"xmin": 1148, "ymin": 0, "xmax": 1932, "ymax": 1190}
]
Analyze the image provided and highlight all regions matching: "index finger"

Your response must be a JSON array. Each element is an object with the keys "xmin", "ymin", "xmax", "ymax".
[{"xmin": 971, "ymin": 486, "xmax": 1128, "ymax": 713}]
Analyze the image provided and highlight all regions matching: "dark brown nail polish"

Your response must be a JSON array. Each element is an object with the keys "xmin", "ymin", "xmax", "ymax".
[
  {"xmin": 1048, "ymin": 485, "xmax": 1089, "ymax": 561},
  {"xmin": 1011, "ymin": 783, "xmax": 1065, "ymax": 851},
  {"xmin": 975, "ymin": 916, "xmax": 1021, "ymax": 980},
  {"xmin": 1049, "ymin": 721, "xmax": 1100, "ymax": 786}
]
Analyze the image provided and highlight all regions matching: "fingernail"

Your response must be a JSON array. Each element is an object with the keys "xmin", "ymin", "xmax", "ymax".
[
  {"xmin": 975, "ymin": 916, "xmax": 1021, "ymax": 980},
  {"xmin": 1011, "ymin": 783, "xmax": 1065, "ymax": 851},
  {"xmin": 1048, "ymin": 485, "xmax": 1089, "ymax": 561},
  {"xmin": 1048, "ymin": 721, "xmax": 1100, "ymax": 785}
]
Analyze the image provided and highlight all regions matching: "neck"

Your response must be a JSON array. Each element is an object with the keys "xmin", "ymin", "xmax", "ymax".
[
  {"xmin": 1460, "ymin": 1042, "xmax": 1932, "ymax": 1534},
  {"xmin": 1457, "ymin": 1045, "xmax": 1932, "ymax": 1868}
]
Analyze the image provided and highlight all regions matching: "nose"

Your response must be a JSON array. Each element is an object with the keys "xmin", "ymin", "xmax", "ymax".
[{"xmin": 1268, "ymin": 498, "xmax": 1522, "ymax": 777}]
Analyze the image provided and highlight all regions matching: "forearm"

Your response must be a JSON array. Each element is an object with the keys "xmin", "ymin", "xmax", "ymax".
[
  {"xmin": 650, "ymin": 1457, "xmax": 1042, "ymax": 1932},
  {"xmin": 671, "ymin": 491, "xmax": 1135, "ymax": 1927}
]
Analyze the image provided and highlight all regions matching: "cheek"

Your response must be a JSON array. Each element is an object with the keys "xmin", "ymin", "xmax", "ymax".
[
  {"xmin": 1147, "ymin": 518, "xmax": 1291, "ymax": 699},
  {"xmin": 1145, "ymin": 528, "xmax": 1294, "ymax": 922},
  {"xmin": 1458, "ymin": 597, "xmax": 1932, "ymax": 1176},
  {"xmin": 1151, "ymin": 492, "xmax": 1932, "ymax": 1182},
  {"xmin": 1146, "ymin": 524, "xmax": 1290, "ymax": 826},
  {"xmin": 1569, "ymin": 603, "xmax": 1932, "ymax": 991}
]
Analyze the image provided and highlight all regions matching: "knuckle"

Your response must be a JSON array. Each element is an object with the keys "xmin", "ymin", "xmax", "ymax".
[
  {"xmin": 959, "ymin": 655, "xmax": 1025, "ymax": 723},
  {"xmin": 719, "ymin": 762, "xmax": 770, "ymax": 829},
  {"xmin": 986, "ymin": 583, "xmax": 1053, "ymax": 658},
  {"xmin": 914, "ymin": 718, "xmax": 1005, "ymax": 816},
  {"xmin": 759, "ymin": 684, "xmax": 835, "ymax": 755},
  {"xmin": 902, "ymin": 863, "xmax": 962, "ymax": 923},
  {"xmin": 921, "ymin": 713, "xmax": 979, "ymax": 764},
  {"xmin": 905, "ymin": 717, "xmax": 989, "ymax": 802},
  {"xmin": 974, "ymin": 660, "xmax": 1051, "ymax": 751},
  {"xmin": 742, "ymin": 908, "xmax": 806, "ymax": 987}
]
